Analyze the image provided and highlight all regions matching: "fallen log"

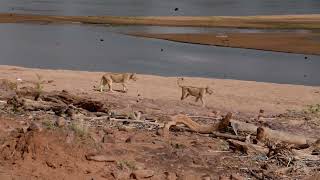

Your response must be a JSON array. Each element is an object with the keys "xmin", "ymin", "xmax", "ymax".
[
  {"xmin": 164, "ymin": 113, "xmax": 231, "ymax": 135},
  {"xmin": 230, "ymin": 120, "xmax": 317, "ymax": 145},
  {"xmin": 7, "ymin": 95, "xmax": 67, "ymax": 114},
  {"xmin": 164, "ymin": 114, "xmax": 316, "ymax": 145},
  {"xmin": 8, "ymin": 90, "xmax": 109, "ymax": 114},
  {"xmin": 41, "ymin": 90, "xmax": 108, "ymax": 113},
  {"xmin": 163, "ymin": 114, "xmax": 217, "ymax": 138}
]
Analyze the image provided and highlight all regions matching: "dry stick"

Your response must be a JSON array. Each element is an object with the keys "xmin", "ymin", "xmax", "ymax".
[
  {"xmin": 109, "ymin": 118, "xmax": 163, "ymax": 126},
  {"xmin": 227, "ymin": 139, "xmax": 269, "ymax": 155},
  {"xmin": 248, "ymin": 169, "xmax": 263, "ymax": 180},
  {"xmin": 211, "ymin": 132, "xmax": 246, "ymax": 141},
  {"xmin": 84, "ymin": 116, "xmax": 164, "ymax": 126},
  {"xmin": 187, "ymin": 115, "xmax": 221, "ymax": 120}
]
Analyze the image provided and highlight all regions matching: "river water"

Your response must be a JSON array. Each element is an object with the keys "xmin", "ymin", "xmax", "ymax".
[
  {"xmin": 0, "ymin": 23, "xmax": 319, "ymax": 86},
  {"xmin": 0, "ymin": 0, "xmax": 319, "ymax": 16}
]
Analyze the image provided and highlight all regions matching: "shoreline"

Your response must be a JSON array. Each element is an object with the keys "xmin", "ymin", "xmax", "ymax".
[
  {"xmin": 1, "ymin": 65, "xmax": 319, "ymax": 115},
  {"xmin": 0, "ymin": 13, "xmax": 320, "ymax": 29}
]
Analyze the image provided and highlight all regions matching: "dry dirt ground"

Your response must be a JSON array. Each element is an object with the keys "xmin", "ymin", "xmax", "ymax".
[{"xmin": 0, "ymin": 65, "xmax": 320, "ymax": 180}]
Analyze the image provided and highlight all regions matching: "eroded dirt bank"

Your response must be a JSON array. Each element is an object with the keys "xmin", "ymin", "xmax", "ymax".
[{"xmin": 0, "ymin": 65, "xmax": 319, "ymax": 179}]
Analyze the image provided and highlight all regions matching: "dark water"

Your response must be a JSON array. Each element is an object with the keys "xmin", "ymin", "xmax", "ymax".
[
  {"xmin": 0, "ymin": 0, "xmax": 319, "ymax": 16},
  {"xmin": 0, "ymin": 23, "xmax": 319, "ymax": 86}
]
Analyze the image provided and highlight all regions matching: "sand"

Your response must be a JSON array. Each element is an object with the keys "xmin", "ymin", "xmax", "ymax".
[
  {"xmin": 129, "ymin": 32, "xmax": 320, "ymax": 55},
  {"xmin": 0, "ymin": 13, "xmax": 320, "ymax": 29},
  {"xmin": 1, "ymin": 65, "xmax": 319, "ymax": 115}
]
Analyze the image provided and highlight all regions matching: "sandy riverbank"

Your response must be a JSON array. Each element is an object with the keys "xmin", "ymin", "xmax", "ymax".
[
  {"xmin": 129, "ymin": 32, "xmax": 320, "ymax": 55},
  {"xmin": 0, "ymin": 13, "xmax": 320, "ymax": 29},
  {"xmin": 1, "ymin": 65, "xmax": 319, "ymax": 115}
]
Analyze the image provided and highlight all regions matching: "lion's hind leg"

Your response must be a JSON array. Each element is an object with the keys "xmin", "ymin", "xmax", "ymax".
[
  {"xmin": 180, "ymin": 88, "xmax": 187, "ymax": 100},
  {"xmin": 108, "ymin": 80, "xmax": 114, "ymax": 92},
  {"xmin": 122, "ymin": 83, "xmax": 128, "ymax": 93},
  {"xmin": 99, "ymin": 77, "xmax": 106, "ymax": 92}
]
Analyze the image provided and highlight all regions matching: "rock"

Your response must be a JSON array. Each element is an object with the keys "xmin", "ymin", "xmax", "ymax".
[
  {"xmin": 182, "ymin": 174, "xmax": 201, "ymax": 180},
  {"xmin": 85, "ymin": 154, "xmax": 116, "ymax": 162},
  {"xmin": 125, "ymin": 135, "xmax": 134, "ymax": 143},
  {"xmin": 46, "ymin": 161, "xmax": 57, "ymax": 169},
  {"xmin": 55, "ymin": 117, "xmax": 66, "ymax": 127},
  {"xmin": 201, "ymin": 174, "xmax": 211, "ymax": 180},
  {"xmin": 230, "ymin": 174, "xmax": 245, "ymax": 180},
  {"xmin": 219, "ymin": 176, "xmax": 229, "ymax": 180},
  {"xmin": 114, "ymin": 172, "xmax": 130, "ymax": 180},
  {"xmin": 103, "ymin": 134, "xmax": 115, "ymax": 143},
  {"xmin": 118, "ymin": 126, "xmax": 128, "ymax": 132},
  {"xmin": 156, "ymin": 129, "xmax": 164, "ymax": 136},
  {"xmin": 103, "ymin": 127, "xmax": 114, "ymax": 134},
  {"xmin": 27, "ymin": 122, "xmax": 42, "ymax": 132},
  {"xmin": 0, "ymin": 174, "xmax": 11, "ymax": 180},
  {"xmin": 66, "ymin": 131, "xmax": 75, "ymax": 144},
  {"xmin": 17, "ymin": 127, "xmax": 28, "ymax": 133},
  {"xmin": 164, "ymin": 172, "xmax": 177, "ymax": 180},
  {"xmin": 130, "ymin": 169, "xmax": 154, "ymax": 179}
]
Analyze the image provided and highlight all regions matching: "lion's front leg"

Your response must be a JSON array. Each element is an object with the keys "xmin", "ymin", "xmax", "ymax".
[
  {"xmin": 108, "ymin": 80, "xmax": 114, "ymax": 92},
  {"xmin": 99, "ymin": 78, "xmax": 105, "ymax": 92},
  {"xmin": 122, "ymin": 83, "xmax": 128, "ymax": 92},
  {"xmin": 200, "ymin": 97, "xmax": 205, "ymax": 107}
]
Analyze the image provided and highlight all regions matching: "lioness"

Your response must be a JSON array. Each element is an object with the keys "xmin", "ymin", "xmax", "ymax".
[
  {"xmin": 99, "ymin": 73, "xmax": 137, "ymax": 92},
  {"xmin": 177, "ymin": 77, "xmax": 213, "ymax": 107}
]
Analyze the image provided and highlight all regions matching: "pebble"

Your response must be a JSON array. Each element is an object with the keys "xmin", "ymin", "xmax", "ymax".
[
  {"xmin": 130, "ymin": 169, "xmax": 154, "ymax": 179},
  {"xmin": 55, "ymin": 117, "xmax": 66, "ymax": 127},
  {"xmin": 27, "ymin": 122, "xmax": 42, "ymax": 132}
]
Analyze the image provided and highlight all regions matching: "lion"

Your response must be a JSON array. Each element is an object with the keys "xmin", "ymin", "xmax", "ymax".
[
  {"xmin": 99, "ymin": 73, "xmax": 137, "ymax": 93},
  {"xmin": 177, "ymin": 77, "xmax": 213, "ymax": 107}
]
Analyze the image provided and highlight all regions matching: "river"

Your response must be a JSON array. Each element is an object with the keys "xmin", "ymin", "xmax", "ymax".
[
  {"xmin": 0, "ymin": 23, "xmax": 319, "ymax": 85},
  {"xmin": 0, "ymin": 0, "xmax": 319, "ymax": 16}
]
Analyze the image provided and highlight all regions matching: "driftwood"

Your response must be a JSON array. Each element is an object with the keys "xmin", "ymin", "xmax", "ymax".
[
  {"xmin": 41, "ymin": 91, "xmax": 108, "ymax": 113},
  {"xmin": 229, "ymin": 120, "xmax": 316, "ymax": 145},
  {"xmin": 163, "ymin": 114, "xmax": 316, "ymax": 146},
  {"xmin": 7, "ymin": 90, "xmax": 109, "ymax": 115},
  {"xmin": 163, "ymin": 113, "xmax": 233, "ymax": 138},
  {"xmin": 292, "ymin": 140, "xmax": 320, "ymax": 161},
  {"xmin": 228, "ymin": 139, "xmax": 320, "ymax": 162}
]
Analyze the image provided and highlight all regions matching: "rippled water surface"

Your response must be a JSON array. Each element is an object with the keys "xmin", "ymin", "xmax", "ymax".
[{"xmin": 0, "ymin": 0, "xmax": 319, "ymax": 16}]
